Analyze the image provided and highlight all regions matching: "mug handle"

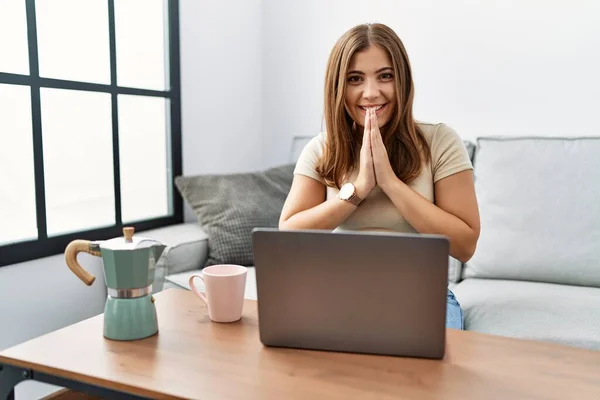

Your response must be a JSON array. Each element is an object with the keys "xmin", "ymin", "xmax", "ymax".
[{"xmin": 188, "ymin": 275, "xmax": 208, "ymax": 306}]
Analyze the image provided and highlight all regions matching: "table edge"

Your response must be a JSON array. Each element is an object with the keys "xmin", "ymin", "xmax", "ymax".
[{"xmin": 0, "ymin": 354, "xmax": 181, "ymax": 399}]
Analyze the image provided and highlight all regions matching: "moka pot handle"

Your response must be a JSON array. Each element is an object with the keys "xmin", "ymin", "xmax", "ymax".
[{"xmin": 65, "ymin": 240, "xmax": 101, "ymax": 286}]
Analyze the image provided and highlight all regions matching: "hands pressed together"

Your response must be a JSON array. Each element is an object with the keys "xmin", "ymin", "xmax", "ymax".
[{"xmin": 355, "ymin": 108, "xmax": 396, "ymax": 198}]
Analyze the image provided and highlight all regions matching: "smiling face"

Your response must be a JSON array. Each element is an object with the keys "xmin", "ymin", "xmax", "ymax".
[{"xmin": 344, "ymin": 45, "xmax": 397, "ymax": 130}]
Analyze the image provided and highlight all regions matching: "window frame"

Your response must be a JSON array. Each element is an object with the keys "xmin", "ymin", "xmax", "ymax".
[{"xmin": 0, "ymin": 0, "xmax": 182, "ymax": 267}]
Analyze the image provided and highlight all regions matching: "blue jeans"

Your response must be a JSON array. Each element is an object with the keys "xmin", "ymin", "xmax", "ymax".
[{"xmin": 446, "ymin": 289, "xmax": 464, "ymax": 330}]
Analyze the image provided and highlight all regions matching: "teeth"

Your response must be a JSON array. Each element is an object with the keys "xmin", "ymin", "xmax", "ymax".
[{"xmin": 360, "ymin": 105, "xmax": 384, "ymax": 111}]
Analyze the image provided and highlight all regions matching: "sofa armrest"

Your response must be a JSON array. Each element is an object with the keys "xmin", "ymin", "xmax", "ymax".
[
  {"xmin": 448, "ymin": 256, "xmax": 464, "ymax": 284},
  {"xmin": 140, "ymin": 223, "xmax": 209, "ymax": 291}
]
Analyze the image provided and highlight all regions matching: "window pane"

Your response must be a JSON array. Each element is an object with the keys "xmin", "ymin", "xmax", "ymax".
[
  {"xmin": 41, "ymin": 88, "xmax": 114, "ymax": 236},
  {"xmin": 118, "ymin": 95, "xmax": 170, "ymax": 223},
  {"xmin": 115, "ymin": 0, "xmax": 168, "ymax": 90},
  {"xmin": 0, "ymin": 0, "xmax": 29, "ymax": 74},
  {"xmin": 0, "ymin": 84, "xmax": 37, "ymax": 245},
  {"xmin": 36, "ymin": 0, "xmax": 110, "ymax": 84}
]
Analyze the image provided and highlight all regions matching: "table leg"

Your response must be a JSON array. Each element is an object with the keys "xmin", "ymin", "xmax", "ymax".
[
  {"xmin": 1, "ymin": 364, "xmax": 149, "ymax": 399},
  {"xmin": 0, "ymin": 364, "xmax": 29, "ymax": 400}
]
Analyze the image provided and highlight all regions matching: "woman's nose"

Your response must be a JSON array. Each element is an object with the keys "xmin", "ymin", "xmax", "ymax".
[{"xmin": 362, "ymin": 79, "xmax": 380, "ymax": 100}]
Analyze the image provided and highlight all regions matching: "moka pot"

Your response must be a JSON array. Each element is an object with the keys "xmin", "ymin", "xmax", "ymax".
[{"xmin": 65, "ymin": 227, "xmax": 166, "ymax": 341}]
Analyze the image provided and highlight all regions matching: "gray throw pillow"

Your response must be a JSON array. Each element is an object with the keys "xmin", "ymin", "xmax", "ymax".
[{"xmin": 175, "ymin": 164, "xmax": 295, "ymax": 267}]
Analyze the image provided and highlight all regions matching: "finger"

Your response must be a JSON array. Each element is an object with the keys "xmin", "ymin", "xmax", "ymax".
[
  {"xmin": 369, "ymin": 111, "xmax": 377, "ymax": 140},
  {"xmin": 371, "ymin": 129, "xmax": 378, "ymax": 153},
  {"xmin": 369, "ymin": 111, "xmax": 376, "ymax": 146},
  {"xmin": 374, "ymin": 125, "xmax": 385, "ymax": 151},
  {"xmin": 370, "ymin": 109, "xmax": 379, "ymax": 132},
  {"xmin": 370, "ymin": 111, "xmax": 378, "ymax": 142},
  {"xmin": 362, "ymin": 111, "xmax": 372, "ymax": 153}
]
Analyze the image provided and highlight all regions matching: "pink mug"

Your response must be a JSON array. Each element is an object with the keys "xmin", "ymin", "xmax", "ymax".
[{"xmin": 188, "ymin": 264, "xmax": 247, "ymax": 323}]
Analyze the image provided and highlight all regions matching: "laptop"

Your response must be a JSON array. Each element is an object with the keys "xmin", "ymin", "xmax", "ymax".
[{"xmin": 251, "ymin": 228, "xmax": 450, "ymax": 359}]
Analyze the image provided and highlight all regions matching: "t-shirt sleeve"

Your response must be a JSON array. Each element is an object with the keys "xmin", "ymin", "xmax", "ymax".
[
  {"xmin": 293, "ymin": 133, "xmax": 326, "ymax": 184},
  {"xmin": 431, "ymin": 124, "xmax": 473, "ymax": 183}
]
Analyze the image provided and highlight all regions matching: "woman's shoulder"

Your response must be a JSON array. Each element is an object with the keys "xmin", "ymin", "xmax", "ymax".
[
  {"xmin": 416, "ymin": 121, "xmax": 473, "ymax": 178},
  {"xmin": 314, "ymin": 131, "xmax": 328, "ymax": 143},
  {"xmin": 415, "ymin": 121, "xmax": 459, "ymax": 144},
  {"xmin": 295, "ymin": 132, "xmax": 327, "ymax": 164},
  {"xmin": 294, "ymin": 132, "xmax": 328, "ymax": 183},
  {"xmin": 301, "ymin": 131, "xmax": 327, "ymax": 153}
]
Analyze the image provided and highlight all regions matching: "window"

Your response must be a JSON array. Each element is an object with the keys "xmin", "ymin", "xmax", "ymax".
[{"xmin": 0, "ymin": 0, "xmax": 182, "ymax": 267}]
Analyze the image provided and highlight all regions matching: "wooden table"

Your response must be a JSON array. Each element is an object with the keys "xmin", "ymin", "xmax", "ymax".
[{"xmin": 1, "ymin": 289, "xmax": 600, "ymax": 399}]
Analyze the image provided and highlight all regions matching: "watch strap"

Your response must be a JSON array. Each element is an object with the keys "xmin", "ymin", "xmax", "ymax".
[{"xmin": 347, "ymin": 193, "xmax": 364, "ymax": 207}]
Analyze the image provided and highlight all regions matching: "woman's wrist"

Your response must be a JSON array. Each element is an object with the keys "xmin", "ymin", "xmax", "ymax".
[
  {"xmin": 379, "ymin": 177, "xmax": 408, "ymax": 200},
  {"xmin": 353, "ymin": 180, "xmax": 372, "ymax": 200}
]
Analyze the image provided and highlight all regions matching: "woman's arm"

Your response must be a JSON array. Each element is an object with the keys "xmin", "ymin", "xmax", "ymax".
[
  {"xmin": 279, "ymin": 175, "xmax": 370, "ymax": 230},
  {"xmin": 379, "ymin": 170, "xmax": 480, "ymax": 263},
  {"xmin": 367, "ymin": 109, "xmax": 480, "ymax": 262},
  {"xmin": 281, "ymin": 111, "xmax": 376, "ymax": 231}
]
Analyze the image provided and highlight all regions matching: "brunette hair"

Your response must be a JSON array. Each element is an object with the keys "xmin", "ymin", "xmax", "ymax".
[{"xmin": 317, "ymin": 23, "xmax": 430, "ymax": 188}]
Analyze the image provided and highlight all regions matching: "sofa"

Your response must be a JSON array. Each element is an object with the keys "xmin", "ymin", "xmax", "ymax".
[
  {"xmin": 453, "ymin": 136, "xmax": 600, "ymax": 351},
  {"xmin": 144, "ymin": 134, "xmax": 600, "ymax": 352}
]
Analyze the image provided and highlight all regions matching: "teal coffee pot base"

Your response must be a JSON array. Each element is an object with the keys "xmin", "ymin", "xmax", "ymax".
[{"xmin": 103, "ymin": 295, "xmax": 158, "ymax": 341}]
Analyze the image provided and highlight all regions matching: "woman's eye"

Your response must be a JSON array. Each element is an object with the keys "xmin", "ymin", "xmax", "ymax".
[
  {"xmin": 348, "ymin": 76, "xmax": 362, "ymax": 83},
  {"xmin": 380, "ymin": 73, "xmax": 394, "ymax": 80}
]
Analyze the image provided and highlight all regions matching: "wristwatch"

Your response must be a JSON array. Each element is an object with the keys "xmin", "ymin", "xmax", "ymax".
[{"xmin": 338, "ymin": 182, "xmax": 364, "ymax": 207}]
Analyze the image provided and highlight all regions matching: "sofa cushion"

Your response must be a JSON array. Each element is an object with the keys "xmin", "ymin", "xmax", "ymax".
[
  {"xmin": 175, "ymin": 164, "xmax": 295, "ymax": 267},
  {"xmin": 454, "ymin": 278, "xmax": 600, "ymax": 351},
  {"xmin": 447, "ymin": 257, "xmax": 463, "ymax": 283},
  {"xmin": 464, "ymin": 136, "xmax": 600, "ymax": 287}
]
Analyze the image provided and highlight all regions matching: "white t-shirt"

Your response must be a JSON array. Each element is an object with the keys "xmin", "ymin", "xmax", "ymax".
[{"xmin": 293, "ymin": 122, "xmax": 473, "ymax": 233}]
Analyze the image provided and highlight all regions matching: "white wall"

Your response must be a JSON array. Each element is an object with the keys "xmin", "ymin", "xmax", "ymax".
[
  {"xmin": 180, "ymin": 1, "xmax": 263, "ymax": 174},
  {"xmin": 261, "ymin": 0, "xmax": 600, "ymax": 166},
  {"xmin": 180, "ymin": 0, "xmax": 264, "ymax": 221},
  {"xmin": 0, "ymin": 255, "xmax": 105, "ymax": 350}
]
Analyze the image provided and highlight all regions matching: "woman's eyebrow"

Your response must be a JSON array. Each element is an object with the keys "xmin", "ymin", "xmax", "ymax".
[{"xmin": 347, "ymin": 67, "xmax": 393, "ymax": 75}]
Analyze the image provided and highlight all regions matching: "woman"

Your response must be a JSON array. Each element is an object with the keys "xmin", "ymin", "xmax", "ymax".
[{"xmin": 279, "ymin": 23, "xmax": 480, "ymax": 330}]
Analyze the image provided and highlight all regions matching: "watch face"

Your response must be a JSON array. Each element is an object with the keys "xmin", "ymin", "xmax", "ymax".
[{"xmin": 339, "ymin": 183, "xmax": 354, "ymax": 200}]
